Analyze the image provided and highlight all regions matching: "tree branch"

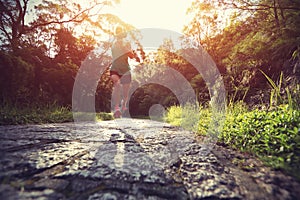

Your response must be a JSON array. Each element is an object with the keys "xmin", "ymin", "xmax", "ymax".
[
  {"xmin": 222, "ymin": 0, "xmax": 300, "ymax": 11},
  {"xmin": 0, "ymin": 20, "xmax": 12, "ymax": 42},
  {"xmin": 26, "ymin": 1, "xmax": 106, "ymax": 32}
]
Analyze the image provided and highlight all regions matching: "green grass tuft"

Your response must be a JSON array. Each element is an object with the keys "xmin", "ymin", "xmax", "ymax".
[
  {"xmin": 0, "ymin": 104, "xmax": 113, "ymax": 125},
  {"xmin": 0, "ymin": 104, "xmax": 73, "ymax": 125},
  {"xmin": 165, "ymin": 102, "xmax": 300, "ymax": 181}
]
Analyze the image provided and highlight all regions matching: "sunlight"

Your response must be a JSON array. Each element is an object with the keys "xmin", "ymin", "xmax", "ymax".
[
  {"xmin": 78, "ymin": 0, "xmax": 194, "ymax": 34},
  {"xmin": 109, "ymin": 0, "xmax": 194, "ymax": 33}
]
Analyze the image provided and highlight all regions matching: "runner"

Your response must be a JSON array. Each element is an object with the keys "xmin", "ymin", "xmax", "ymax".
[{"xmin": 110, "ymin": 25, "xmax": 139, "ymax": 118}]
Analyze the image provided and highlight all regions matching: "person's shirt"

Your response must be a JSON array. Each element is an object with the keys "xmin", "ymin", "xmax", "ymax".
[{"xmin": 111, "ymin": 37, "xmax": 132, "ymax": 75}]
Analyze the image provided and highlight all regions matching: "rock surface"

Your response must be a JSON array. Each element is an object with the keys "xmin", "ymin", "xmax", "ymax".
[{"xmin": 0, "ymin": 119, "xmax": 299, "ymax": 200}]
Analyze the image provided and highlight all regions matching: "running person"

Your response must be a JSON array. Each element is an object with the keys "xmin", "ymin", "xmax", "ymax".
[{"xmin": 110, "ymin": 25, "xmax": 139, "ymax": 118}]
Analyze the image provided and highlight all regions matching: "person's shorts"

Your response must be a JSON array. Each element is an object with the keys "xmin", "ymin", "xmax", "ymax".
[{"xmin": 110, "ymin": 71, "xmax": 132, "ymax": 84}]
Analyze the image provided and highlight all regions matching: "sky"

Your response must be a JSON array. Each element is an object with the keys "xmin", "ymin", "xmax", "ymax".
[
  {"xmin": 103, "ymin": 0, "xmax": 194, "ymax": 34},
  {"xmin": 26, "ymin": 0, "xmax": 194, "ymax": 34}
]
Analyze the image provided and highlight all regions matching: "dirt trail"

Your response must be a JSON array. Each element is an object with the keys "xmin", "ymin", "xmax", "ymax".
[{"xmin": 0, "ymin": 119, "xmax": 299, "ymax": 199}]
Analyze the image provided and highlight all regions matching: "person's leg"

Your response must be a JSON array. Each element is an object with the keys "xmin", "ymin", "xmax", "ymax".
[
  {"xmin": 120, "ymin": 73, "xmax": 132, "ymax": 111},
  {"xmin": 111, "ymin": 74, "xmax": 121, "ymax": 111},
  {"xmin": 121, "ymin": 83, "xmax": 131, "ymax": 111}
]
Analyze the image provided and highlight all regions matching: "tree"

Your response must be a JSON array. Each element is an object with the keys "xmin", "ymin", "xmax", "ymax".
[
  {"xmin": 184, "ymin": 0, "xmax": 300, "ymax": 104},
  {"xmin": 0, "ymin": 0, "xmax": 29, "ymax": 51},
  {"xmin": 0, "ymin": 0, "xmax": 119, "ymax": 52},
  {"xmin": 0, "ymin": 0, "xmax": 123, "ymax": 106},
  {"xmin": 0, "ymin": 51, "xmax": 34, "ymax": 104}
]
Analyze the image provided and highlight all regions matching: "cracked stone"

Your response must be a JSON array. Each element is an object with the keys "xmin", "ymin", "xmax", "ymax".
[{"xmin": 0, "ymin": 119, "xmax": 299, "ymax": 200}]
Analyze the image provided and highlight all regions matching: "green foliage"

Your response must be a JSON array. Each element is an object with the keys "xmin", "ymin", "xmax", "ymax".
[
  {"xmin": 165, "ymin": 103, "xmax": 209, "ymax": 133},
  {"xmin": 196, "ymin": 108, "xmax": 212, "ymax": 134},
  {"xmin": 130, "ymin": 84, "xmax": 178, "ymax": 117},
  {"xmin": 185, "ymin": 0, "xmax": 300, "ymax": 108},
  {"xmin": 0, "ymin": 0, "xmax": 124, "ymax": 111},
  {"xmin": 96, "ymin": 69, "xmax": 114, "ymax": 113},
  {"xmin": 164, "ymin": 105, "xmax": 182, "ymax": 126},
  {"xmin": 0, "ymin": 51, "xmax": 34, "ymax": 104},
  {"xmin": 0, "ymin": 103, "xmax": 113, "ymax": 125},
  {"xmin": 0, "ymin": 103, "xmax": 73, "ymax": 125},
  {"xmin": 166, "ymin": 102, "xmax": 300, "ymax": 180},
  {"xmin": 260, "ymin": 70, "xmax": 283, "ymax": 102},
  {"xmin": 259, "ymin": 70, "xmax": 300, "ymax": 110},
  {"xmin": 43, "ymin": 59, "xmax": 78, "ymax": 105},
  {"xmin": 221, "ymin": 104, "xmax": 300, "ymax": 179},
  {"xmin": 96, "ymin": 112, "xmax": 113, "ymax": 121}
]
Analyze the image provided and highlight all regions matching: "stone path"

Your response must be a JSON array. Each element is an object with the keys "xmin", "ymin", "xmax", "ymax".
[{"xmin": 0, "ymin": 119, "xmax": 299, "ymax": 200}]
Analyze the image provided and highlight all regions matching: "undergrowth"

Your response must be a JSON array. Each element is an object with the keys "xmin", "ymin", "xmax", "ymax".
[
  {"xmin": 165, "ymin": 103, "xmax": 300, "ymax": 180},
  {"xmin": 165, "ymin": 71, "xmax": 300, "ymax": 180},
  {"xmin": 0, "ymin": 104, "xmax": 113, "ymax": 125},
  {"xmin": 0, "ymin": 103, "xmax": 73, "ymax": 125},
  {"xmin": 222, "ymin": 104, "xmax": 300, "ymax": 179}
]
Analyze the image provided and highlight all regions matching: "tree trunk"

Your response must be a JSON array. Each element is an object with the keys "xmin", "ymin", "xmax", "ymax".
[
  {"xmin": 277, "ymin": 0, "xmax": 286, "ymax": 28},
  {"xmin": 273, "ymin": 0, "xmax": 280, "ymax": 30}
]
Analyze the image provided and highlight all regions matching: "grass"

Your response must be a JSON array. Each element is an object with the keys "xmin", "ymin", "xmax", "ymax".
[
  {"xmin": 165, "ymin": 71, "xmax": 300, "ymax": 180},
  {"xmin": 222, "ymin": 104, "xmax": 300, "ymax": 179},
  {"xmin": 165, "ymin": 103, "xmax": 206, "ymax": 132},
  {"xmin": 165, "ymin": 102, "xmax": 300, "ymax": 181},
  {"xmin": 0, "ymin": 104, "xmax": 73, "ymax": 125},
  {"xmin": 96, "ymin": 112, "xmax": 113, "ymax": 121},
  {"xmin": 0, "ymin": 103, "xmax": 113, "ymax": 125}
]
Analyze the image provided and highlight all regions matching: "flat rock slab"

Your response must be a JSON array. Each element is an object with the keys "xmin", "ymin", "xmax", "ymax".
[{"xmin": 0, "ymin": 119, "xmax": 299, "ymax": 200}]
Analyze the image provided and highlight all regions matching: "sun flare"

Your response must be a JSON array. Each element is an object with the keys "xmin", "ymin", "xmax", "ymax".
[{"xmin": 95, "ymin": 0, "xmax": 194, "ymax": 33}]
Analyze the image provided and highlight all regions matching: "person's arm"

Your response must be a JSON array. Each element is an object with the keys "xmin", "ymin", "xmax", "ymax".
[
  {"xmin": 127, "ymin": 50, "xmax": 140, "ymax": 62},
  {"xmin": 124, "ymin": 41, "xmax": 140, "ymax": 62},
  {"xmin": 127, "ymin": 51, "xmax": 135, "ymax": 59}
]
